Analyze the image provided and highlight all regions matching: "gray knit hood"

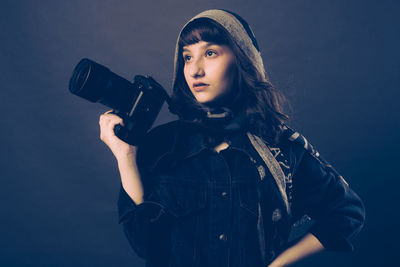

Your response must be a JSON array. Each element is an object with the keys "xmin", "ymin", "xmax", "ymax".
[{"xmin": 172, "ymin": 9, "xmax": 267, "ymax": 89}]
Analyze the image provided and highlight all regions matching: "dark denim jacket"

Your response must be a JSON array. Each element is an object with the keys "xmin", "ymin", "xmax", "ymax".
[{"xmin": 117, "ymin": 120, "xmax": 365, "ymax": 267}]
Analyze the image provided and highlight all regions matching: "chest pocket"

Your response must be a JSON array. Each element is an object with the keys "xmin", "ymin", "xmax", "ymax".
[
  {"xmin": 147, "ymin": 150, "xmax": 208, "ymax": 218},
  {"xmin": 154, "ymin": 177, "xmax": 207, "ymax": 218}
]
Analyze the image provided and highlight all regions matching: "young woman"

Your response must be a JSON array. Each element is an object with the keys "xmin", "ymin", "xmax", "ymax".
[{"xmin": 99, "ymin": 9, "xmax": 365, "ymax": 267}]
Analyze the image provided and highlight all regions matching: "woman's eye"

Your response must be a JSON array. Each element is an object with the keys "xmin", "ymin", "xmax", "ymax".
[
  {"xmin": 183, "ymin": 55, "xmax": 191, "ymax": 62},
  {"xmin": 206, "ymin": 50, "xmax": 217, "ymax": 57}
]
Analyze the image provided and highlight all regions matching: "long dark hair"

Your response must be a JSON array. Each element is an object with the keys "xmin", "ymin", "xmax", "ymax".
[{"xmin": 170, "ymin": 18, "xmax": 290, "ymax": 143}]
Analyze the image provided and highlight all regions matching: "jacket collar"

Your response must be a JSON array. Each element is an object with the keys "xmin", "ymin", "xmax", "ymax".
[{"xmin": 172, "ymin": 120, "xmax": 254, "ymax": 161}]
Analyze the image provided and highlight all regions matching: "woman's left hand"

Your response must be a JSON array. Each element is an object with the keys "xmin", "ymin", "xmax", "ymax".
[
  {"xmin": 266, "ymin": 233, "xmax": 324, "ymax": 267},
  {"xmin": 267, "ymin": 261, "xmax": 285, "ymax": 267}
]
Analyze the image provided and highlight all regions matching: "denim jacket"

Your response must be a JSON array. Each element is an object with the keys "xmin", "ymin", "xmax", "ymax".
[{"xmin": 117, "ymin": 120, "xmax": 365, "ymax": 267}]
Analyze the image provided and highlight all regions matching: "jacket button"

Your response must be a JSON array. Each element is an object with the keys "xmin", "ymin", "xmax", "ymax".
[
  {"xmin": 272, "ymin": 208, "xmax": 282, "ymax": 222},
  {"xmin": 221, "ymin": 191, "xmax": 227, "ymax": 196},
  {"xmin": 219, "ymin": 234, "xmax": 227, "ymax": 241}
]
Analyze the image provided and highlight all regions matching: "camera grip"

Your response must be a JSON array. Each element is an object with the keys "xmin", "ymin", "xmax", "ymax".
[
  {"xmin": 113, "ymin": 124, "xmax": 125, "ymax": 137},
  {"xmin": 113, "ymin": 123, "xmax": 144, "ymax": 146}
]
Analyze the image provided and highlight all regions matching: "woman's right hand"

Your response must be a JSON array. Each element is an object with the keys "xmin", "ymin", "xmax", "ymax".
[
  {"xmin": 100, "ymin": 110, "xmax": 144, "ymax": 205},
  {"xmin": 99, "ymin": 110, "xmax": 137, "ymax": 159}
]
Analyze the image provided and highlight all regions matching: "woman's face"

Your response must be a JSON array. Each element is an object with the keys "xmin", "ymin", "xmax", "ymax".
[{"xmin": 182, "ymin": 41, "xmax": 236, "ymax": 105}]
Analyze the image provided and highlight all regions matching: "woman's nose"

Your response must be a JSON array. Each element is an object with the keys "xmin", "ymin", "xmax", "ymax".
[{"xmin": 190, "ymin": 58, "xmax": 205, "ymax": 77}]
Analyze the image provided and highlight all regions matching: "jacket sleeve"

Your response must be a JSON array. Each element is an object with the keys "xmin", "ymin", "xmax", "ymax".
[
  {"xmin": 118, "ymin": 183, "xmax": 172, "ymax": 260},
  {"xmin": 290, "ymin": 139, "xmax": 366, "ymax": 252},
  {"xmin": 117, "ymin": 123, "xmax": 177, "ymax": 260}
]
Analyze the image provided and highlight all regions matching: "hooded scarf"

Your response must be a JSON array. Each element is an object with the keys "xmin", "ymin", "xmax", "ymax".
[
  {"xmin": 171, "ymin": 9, "xmax": 269, "ymax": 134},
  {"xmin": 172, "ymin": 9, "xmax": 268, "ymax": 87},
  {"xmin": 171, "ymin": 9, "xmax": 293, "ymax": 264}
]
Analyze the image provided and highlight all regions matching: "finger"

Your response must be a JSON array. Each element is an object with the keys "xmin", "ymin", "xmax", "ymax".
[
  {"xmin": 100, "ymin": 113, "xmax": 120, "ymax": 123},
  {"xmin": 101, "ymin": 115, "xmax": 124, "ymax": 128},
  {"xmin": 104, "ymin": 109, "xmax": 114, "ymax": 115},
  {"xmin": 99, "ymin": 113, "xmax": 125, "ymax": 129},
  {"xmin": 110, "ymin": 117, "xmax": 125, "ymax": 127}
]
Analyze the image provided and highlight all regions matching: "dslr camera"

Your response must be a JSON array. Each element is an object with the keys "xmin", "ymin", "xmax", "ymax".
[{"xmin": 69, "ymin": 58, "xmax": 171, "ymax": 145}]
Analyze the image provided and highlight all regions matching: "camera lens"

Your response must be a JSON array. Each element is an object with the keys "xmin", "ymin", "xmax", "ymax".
[
  {"xmin": 69, "ymin": 58, "xmax": 91, "ymax": 95},
  {"xmin": 69, "ymin": 58, "xmax": 137, "ymax": 112}
]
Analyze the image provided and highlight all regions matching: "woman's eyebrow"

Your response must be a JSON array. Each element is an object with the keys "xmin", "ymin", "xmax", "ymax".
[{"xmin": 182, "ymin": 42, "xmax": 218, "ymax": 52}]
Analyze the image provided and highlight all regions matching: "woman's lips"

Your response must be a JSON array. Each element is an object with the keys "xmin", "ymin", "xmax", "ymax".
[{"xmin": 193, "ymin": 84, "xmax": 209, "ymax": 92}]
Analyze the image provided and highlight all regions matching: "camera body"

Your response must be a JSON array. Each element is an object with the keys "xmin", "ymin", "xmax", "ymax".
[{"xmin": 69, "ymin": 58, "xmax": 170, "ymax": 145}]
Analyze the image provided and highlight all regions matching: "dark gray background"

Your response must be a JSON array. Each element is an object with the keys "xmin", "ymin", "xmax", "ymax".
[{"xmin": 1, "ymin": 0, "xmax": 398, "ymax": 266}]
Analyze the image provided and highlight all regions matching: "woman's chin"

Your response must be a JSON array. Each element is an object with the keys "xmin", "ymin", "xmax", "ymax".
[
  {"xmin": 196, "ymin": 95, "xmax": 214, "ymax": 105},
  {"xmin": 195, "ymin": 93, "xmax": 231, "ymax": 108}
]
